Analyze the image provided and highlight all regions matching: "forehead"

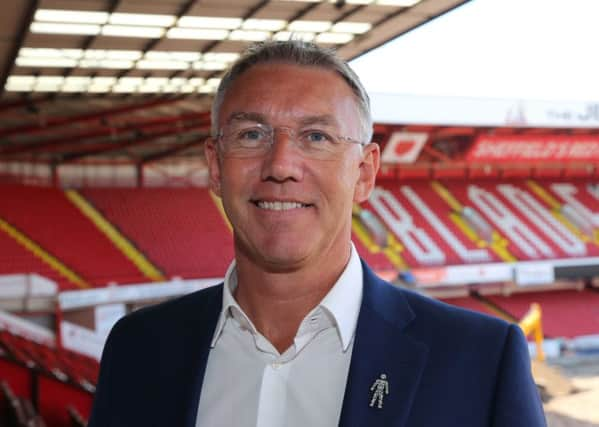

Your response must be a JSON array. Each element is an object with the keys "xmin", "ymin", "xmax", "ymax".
[{"xmin": 218, "ymin": 62, "xmax": 361, "ymax": 131}]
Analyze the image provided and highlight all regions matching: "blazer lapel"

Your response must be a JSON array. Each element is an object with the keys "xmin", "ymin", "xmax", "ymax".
[
  {"xmin": 172, "ymin": 285, "xmax": 224, "ymax": 427},
  {"xmin": 338, "ymin": 263, "xmax": 429, "ymax": 427}
]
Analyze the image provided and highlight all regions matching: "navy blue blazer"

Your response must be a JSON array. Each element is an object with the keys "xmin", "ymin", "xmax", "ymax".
[{"xmin": 89, "ymin": 261, "xmax": 546, "ymax": 426}]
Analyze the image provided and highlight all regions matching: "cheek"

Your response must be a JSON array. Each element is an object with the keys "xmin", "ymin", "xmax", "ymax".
[
  {"xmin": 320, "ymin": 159, "xmax": 360, "ymax": 205},
  {"xmin": 218, "ymin": 160, "xmax": 263, "ymax": 218},
  {"xmin": 221, "ymin": 159, "xmax": 257, "ymax": 188}
]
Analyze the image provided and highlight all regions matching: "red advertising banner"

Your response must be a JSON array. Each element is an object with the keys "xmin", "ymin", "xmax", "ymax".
[{"xmin": 466, "ymin": 135, "xmax": 599, "ymax": 162}]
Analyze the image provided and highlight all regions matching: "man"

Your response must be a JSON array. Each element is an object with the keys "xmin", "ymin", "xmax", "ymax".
[{"xmin": 89, "ymin": 40, "xmax": 546, "ymax": 427}]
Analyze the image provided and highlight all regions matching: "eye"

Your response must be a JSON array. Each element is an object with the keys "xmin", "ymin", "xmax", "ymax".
[
  {"xmin": 302, "ymin": 130, "xmax": 334, "ymax": 144},
  {"xmin": 238, "ymin": 127, "xmax": 266, "ymax": 141}
]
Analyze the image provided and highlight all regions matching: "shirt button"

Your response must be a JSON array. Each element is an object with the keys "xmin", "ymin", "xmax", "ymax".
[{"xmin": 271, "ymin": 362, "xmax": 281, "ymax": 370}]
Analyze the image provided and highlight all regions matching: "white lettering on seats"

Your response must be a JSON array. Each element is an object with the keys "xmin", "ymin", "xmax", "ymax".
[
  {"xmin": 498, "ymin": 184, "xmax": 586, "ymax": 257},
  {"xmin": 468, "ymin": 185, "xmax": 554, "ymax": 258},
  {"xmin": 551, "ymin": 183, "xmax": 599, "ymax": 228},
  {"xmin": 400, "ymin": 186, "xmax": 490, "ymax": 263},
  {"xmin": 369, "ymin": 187, "xmax": 445, "ymax": 265}
]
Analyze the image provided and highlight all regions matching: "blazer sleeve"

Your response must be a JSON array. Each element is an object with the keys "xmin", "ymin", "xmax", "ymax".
[{"xmin": 491, "ymin": 324, "xmax": 547, "ymax": 427}]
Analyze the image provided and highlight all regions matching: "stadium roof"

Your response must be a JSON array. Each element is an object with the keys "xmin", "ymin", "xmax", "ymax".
[{"xmin": 0, "ymin": 0, "xmax": 467, "ymax": 164}]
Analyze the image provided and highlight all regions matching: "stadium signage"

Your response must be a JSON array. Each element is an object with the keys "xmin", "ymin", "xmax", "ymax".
[
  {"xmin": 466, "ymin": 135, "xmax": 599, "ymax": 161},
  {"xmin": 381, "ymin": 131, "xmax": 428, "ymax": 163},
  {"xmin": 412, "ymin": 263, "xmax": 513, "ymax": 286},
  {"xmin": 515, "ymin": 262, "xmax": 555, "ymax": 286},
  {"xmin": 546, "ymin": 103, "xmax": 599, "ymax": 124}
]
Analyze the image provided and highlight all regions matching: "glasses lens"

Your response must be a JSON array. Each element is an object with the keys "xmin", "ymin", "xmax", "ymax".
[{"xmin": 219, "ymin": 123, "xmax": 360, "ymax": 159}]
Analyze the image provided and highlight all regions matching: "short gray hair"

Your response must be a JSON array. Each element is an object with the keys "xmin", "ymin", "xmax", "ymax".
[{"xmin": 211, "ymin": 39, "xmax": 373, "ymax": 143}]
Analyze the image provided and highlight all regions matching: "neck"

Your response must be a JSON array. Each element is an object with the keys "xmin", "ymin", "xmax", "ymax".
[{"xmin": 233, "ymin": 245, "xmax": 351, "ymax": 353}]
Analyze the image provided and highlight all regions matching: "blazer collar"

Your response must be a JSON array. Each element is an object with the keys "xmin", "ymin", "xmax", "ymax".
[
  {"xmin": 178, "ymin": 285, "xmax": 224, "ymax": 427},
  {"xmin": 338, "ymin": 261, "xmax": 429, "ymax": 427}
]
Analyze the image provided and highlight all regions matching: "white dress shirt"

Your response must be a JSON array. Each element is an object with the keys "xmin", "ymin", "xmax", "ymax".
[{"xmin": 195, "ymin": 245, "xmax": 363, "ymax": 427}]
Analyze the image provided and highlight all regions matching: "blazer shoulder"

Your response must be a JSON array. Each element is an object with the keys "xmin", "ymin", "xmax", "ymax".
[
  {"xmin": 400, "ymin": 286, "xmax": 513, "ymax": 338},
  {"xmin": 361, "ymin": 260, "xmax": 511, "ymax": 338},
  {"xmin": 109, "ymin": 283, "xmax": 223, "ymax": 337}
]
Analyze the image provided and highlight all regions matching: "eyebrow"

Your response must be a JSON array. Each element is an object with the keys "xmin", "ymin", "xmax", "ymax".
[
  {"xmin": 227, "ymin": 112, "xmax": 268, "ymax": 124},
  {"xmin": 298, "ymin": 115, "xmax": 339, "ymax": 128},
  {"xmin": 226, "ymin": 112, "xmax": 339, "ymax": 128}
]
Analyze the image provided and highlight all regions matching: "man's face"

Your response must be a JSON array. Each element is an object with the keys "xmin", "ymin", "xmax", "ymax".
[{"xmin": 205, "ymin": 62, "xmax": 379, "ymax": 272}]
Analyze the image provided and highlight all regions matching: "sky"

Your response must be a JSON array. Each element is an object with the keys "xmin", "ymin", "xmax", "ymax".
[{"xmin": 350, "ymin": 0, "xmax": 599, "ymax": 103}]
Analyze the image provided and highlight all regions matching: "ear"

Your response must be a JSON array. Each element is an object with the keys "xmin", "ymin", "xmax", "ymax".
[
  {"xmin": 204, "ymin": 137, "xmax": 222, "ymax": 197},
  {"xmin": 353, "ymin": 143, "xmax": 380, "ymax": 203}
]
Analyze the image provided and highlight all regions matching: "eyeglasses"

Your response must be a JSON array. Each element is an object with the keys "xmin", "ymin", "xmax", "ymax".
[{"xmin": 216, "ymin": 122, "xmax": 366, "ymax": 159}]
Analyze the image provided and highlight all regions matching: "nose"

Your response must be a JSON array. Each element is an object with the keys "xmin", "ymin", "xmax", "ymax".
[{"xmin": 260, "ymin": 128, "xmax": 304, "ymax": 183}]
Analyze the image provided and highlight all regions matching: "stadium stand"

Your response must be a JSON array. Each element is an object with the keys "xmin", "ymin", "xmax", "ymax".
[
  {"xmin": 356, "ymin": 178, "xmax": 599, "ymax": 269},
  {"xmin": 1, "ymin": 175, "xmax": 598, "ymax": 426},
  {"xmin": 0, "ymin": 232, "xmax": 66, "ymax": 288},
  {"xmin": 67, "ymin": 406, "xmax": 87, "ymax": 427},
  {"xmin": 1, "ymin": 381, "xmax": 47, "ymax": 427},
  {"xmin": 81, "ymin": 187, "xmax": 234, "ymax": 279},
  {"xmin": 483, "ymin": 289, "xmax": 599, "ymax": 338},
  {"xmin": 0, "ymin": 185, "xmax": 148, "ymax": 288},
  {"xmin": 442, "ymin": 288, "xmax": 599, "ymax": 339},
  {"xmin": 2, "ymin": 178, "xmax": 597, "ymax": 284},
  {"xmin": 351, "ymin": 235, "xmax": 396, "ymax": 273},
  {"xmin": 362, "ymin": 180, "xmax": 500, "ymax": 267},
  {"xmin": 0, "ymin": 330, "xmax": 96, "ymax": 427},
  {"xmin": 440, "ymin": 179, "xmax": 599, "ymax": 261}
]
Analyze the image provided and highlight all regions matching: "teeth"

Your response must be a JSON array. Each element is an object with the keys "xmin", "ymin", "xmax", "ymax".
[{"xmin": 257, "ymin": 201, "xmax": 307, "ymax": 210}]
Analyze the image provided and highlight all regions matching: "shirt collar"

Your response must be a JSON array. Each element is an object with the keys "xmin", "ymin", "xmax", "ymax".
[
  {"xmin": 210, "ymin": 243, "xmax": 363, "ymax": 352},
  {"xmin": 318, "ymin": 244, "xmax": 363, "ymax": 351},
  {"xmin": 210, "ymin": 261, "xmax": 252, "ymax": 347}
]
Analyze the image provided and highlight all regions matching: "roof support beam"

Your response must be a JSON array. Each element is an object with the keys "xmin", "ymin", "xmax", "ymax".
[
  {"xmin": 1, "ymin": 112, "xmax": 210, "ymax": 156},
  {"xmin": 58, "ymin": 121, "xmax": 210, "ymax": 163},
  {"xmin": 0, "ymin": 96, "xmax": 185, "ymax": 138},
  {"xmin": 140, "ymin": 136, "xmax": 207, "ymax": 164},
  {"xmin": 0, "ymin": 95, "xmax": 52, "ymax": 114}
]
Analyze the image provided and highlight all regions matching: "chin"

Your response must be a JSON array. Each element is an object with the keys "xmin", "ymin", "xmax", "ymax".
[{"xmin": 256, "ymin": 243, "xmax": 313, "ymax": 270}]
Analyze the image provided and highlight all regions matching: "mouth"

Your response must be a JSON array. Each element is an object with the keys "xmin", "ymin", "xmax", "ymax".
[{"xmin": 252, "ymin": 200, "xmax": 313, "ymax": 211}]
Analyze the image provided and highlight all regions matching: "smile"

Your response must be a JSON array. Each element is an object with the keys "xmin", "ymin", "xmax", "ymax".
[{"xmin": 254, "ymin": 200, "xmax": 311, "ymax": 211}]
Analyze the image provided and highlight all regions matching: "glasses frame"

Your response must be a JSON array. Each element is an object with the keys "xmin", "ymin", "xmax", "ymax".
[{"xmin": 215, "ymin": 122, "xmax": 367, "ymax": 159}]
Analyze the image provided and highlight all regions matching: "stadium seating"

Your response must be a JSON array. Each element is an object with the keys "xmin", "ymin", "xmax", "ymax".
[
  {"xmin": 0, "ymin": 330, "xmax": 96, "ymax": 427},
  {"xmin": 442, "ymin": 288, "xmax": 599, "ymax": 339},
  {"xmin": 1, "ymin": 381, "xmax": 47, "ymax": 427},
  {"xmin": 0, "ymin": 228, "xmax": 68, "ymax": 288},
  {"xmin": 3, "ymin": 179, "xmax": 597, "ymax": 284},
  {"xmin": 0, "ymin": 185, "xmax": 147, "ymax": 287},
  {"xmin": 360, "ymin": 178, "xmax": 599, "ymax": 268},
  {"xmin": 81, "ymin": 187, "xmax": 234, "ymax": 279},
  {"xmin": 484, "ymin": 289, "xmax": 599, "ymax": 338},
  {"xmin": 362, "ymin": 181, "xmax": 499, "ymax": 267},
  {"xmin": 0, "ymin": 330, "xmax": 98, "ymax": 389},
  {"xmin": 440, "ymin": 179, "xmax": 599, "ymax": 260},
  {"xmin": 351, "ymin": 236, "xmax": 395, "ymax": 272}
]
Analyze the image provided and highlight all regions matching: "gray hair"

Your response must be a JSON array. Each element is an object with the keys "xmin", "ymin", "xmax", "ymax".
[{"xmin": 211, "ymin": 39, "xmax": 373, "ymax": 143}]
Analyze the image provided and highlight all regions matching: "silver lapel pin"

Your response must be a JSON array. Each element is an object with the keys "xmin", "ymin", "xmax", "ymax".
[{"xmin": 369, "ymin": 373, "xmax": 389, "ymax": 409}]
